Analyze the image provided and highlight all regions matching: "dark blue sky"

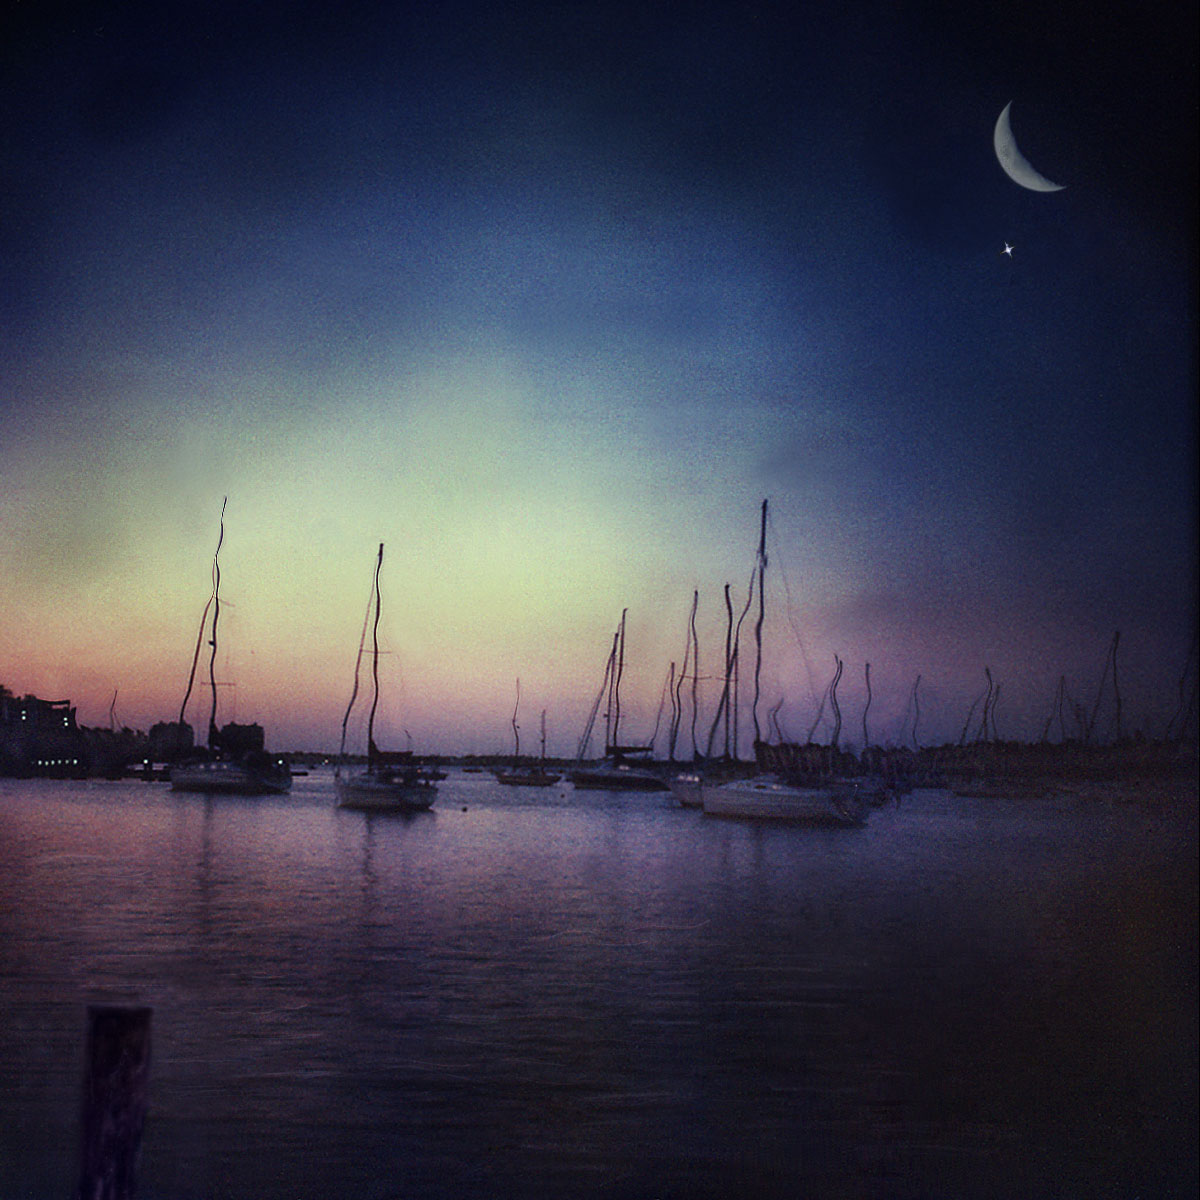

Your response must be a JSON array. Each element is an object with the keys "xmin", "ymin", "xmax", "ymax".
[{"xmin": 1, "ymin": 0, "xmax": 1195, "ymax": 750}]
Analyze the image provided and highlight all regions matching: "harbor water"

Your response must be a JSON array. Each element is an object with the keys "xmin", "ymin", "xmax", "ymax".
[{"xmin": 1, "ymin": 770, "xmax": 1195, "ymax": 1199}]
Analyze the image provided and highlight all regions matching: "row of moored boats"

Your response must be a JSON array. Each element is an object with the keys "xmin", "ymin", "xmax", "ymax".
[{"xmin": 166, "ymin": 504, "xmax": 892, "ymax": 824}]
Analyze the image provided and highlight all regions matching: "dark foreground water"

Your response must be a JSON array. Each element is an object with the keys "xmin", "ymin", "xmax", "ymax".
[{"xmin": 1, "ymin": 770, "xmax": 1195, "ymax": 1200}]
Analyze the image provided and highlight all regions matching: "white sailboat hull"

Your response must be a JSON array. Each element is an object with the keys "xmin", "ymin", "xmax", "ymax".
[
  {"xmin": 702, "ymin": 776, "xmax": 868, "ymax": 825},
  {"xmin": 336, "ymin": 768, "xmax": 436, "ymax": 812},
  {"xmin": 668, "ymin": 773, "xmax": 704, "ymax": 807}
]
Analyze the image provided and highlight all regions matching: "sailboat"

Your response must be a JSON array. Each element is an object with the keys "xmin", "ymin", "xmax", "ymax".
[
  {"xmin": 666, "ymin": 585, "xmax": 755, "ymax": 808},
  {"xmin": 569, "ymin": 611, "xmax": 668, "ymax": 792},
  {"xmin": 170, "ymin": 500, "xmax": 292, "ymax": 796},
  {"xmin": 335, "ymin": 543, "xmax": 436, "ymax": 813},
  {"xmin": 495, "ymin": 682, "xmax": 561, "ymax": 787},
  {"xmin": 697, "ymin": 500, "xmax": 871, "ymax": 826},
  {"xmin": 702, "ymin": 774, "xmax": 871, "ymax": 824}
]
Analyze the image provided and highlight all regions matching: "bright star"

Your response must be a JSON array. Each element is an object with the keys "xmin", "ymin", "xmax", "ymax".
[{"xmin": 1003, "ymin": 242, "xmax": 1014, "ymax": 257}]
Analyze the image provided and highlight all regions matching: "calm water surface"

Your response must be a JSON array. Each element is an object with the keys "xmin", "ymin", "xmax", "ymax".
[{"xmin": 1, "ymin": 770, "xmax": 1195, "ymax": 1199}]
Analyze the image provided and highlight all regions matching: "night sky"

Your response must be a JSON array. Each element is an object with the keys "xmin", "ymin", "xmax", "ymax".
[{"xmin": 2, "ymin": 0, "xmax": 1195, "ymax": 755}]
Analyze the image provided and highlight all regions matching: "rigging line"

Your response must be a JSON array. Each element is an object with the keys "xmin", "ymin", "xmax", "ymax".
[
  {"xmin": 705, "ymin": 584, "xmax": 734, "ymax": 759},
  {"xmin": 178, "ymin": 593, "xmax": 214, "ymax": 725},
  {"xmin": 896, "ymin": 677, "xmax": 915, "ymax": 748},
  {"xmin": 959, "ymin": 688, "xmax": 984, "ymax": 747},
  {"xmin": 806, "ymin": 678, "xmax": 829, "ymax": 744},
  {"xmin": 1073, "ymin": 699, "xmax": 1089, "ymax": 743},
  {"xmin": 671, "ymin": 593, "xmax": 696, "ymax": 758},
  {"xmin": 577, "ymin": 635, "xmax": 616, "ymax": 762},
  {"xmin": 766, "ymin": 506, "xmax": 820, "ymax": 707},
  {"xmin": 1039, "ymin": 678, "xmax": 1057, "ymax": 744},
  {"xmin": 1173, "ymin": 670, "xmax": 1199, "ymax": 744},
  {"xmin": 704, "ymin": 670, "xmax": 730, "ymax": 759},
  {"xmin": 1085, "ymin": 633, "xmax": 1116, "ymax": 744},
  {"xmin": 974, "ymin": 667, "xmax": 995, "ymax": 744},
  {"xmin": 179, "ymin": 501, "xmax": 226, "ymax": 727},
  {"xmin": 777, "ymin": 705, "xmax": 794, "ymax": 744},
  {"xmin": 337, "ymin": 545, "xmax": 378, "ymax": 766},
  {"xmin": 1041, "ymin": 677, "xmax": 1057, "ymax": 744},
  {"xmin": 651, "ymin": 662, "xmax": 671, "ymax": 749},
  {"xmin": 511, "ymin": 678, "xmax": 521, "ymax": 759},
  {"xmin": 1166, "ymin": 629, "xmax": 1198, "ymax": 740},
  {"xmin": 768, "ymin": 696, "xmax": 785, "ymax": 743}
]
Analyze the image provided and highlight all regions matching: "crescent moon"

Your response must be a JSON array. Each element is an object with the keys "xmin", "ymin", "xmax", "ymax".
[{"xmin": 993, "ymin": 102, "xmax": 1065, "ymax": 193}]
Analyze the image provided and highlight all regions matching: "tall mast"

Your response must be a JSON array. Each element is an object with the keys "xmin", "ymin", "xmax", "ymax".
[
  {"xmin": 366, "ymin": 543, "xmax": 384, "ymax": 761},
  {"xmin": 337, "ymin": 545, "xmax": 376, "ymax": 770},
  {"xmin": 670, "ymin": 590, "xmax": 698, "ymax": 762},
  {"xmin": 829, "ymin": 654, "xmax": 843, "ymax": 752},
  {"xmin": 602, "ymin": 628, "xmax": 619, "ymax": 753},
  {"xmin": 689, "ymin": 593, "xmax": 700, "ymax": 759},
  {"xmin": 667, "ymin": 661, "xmax": 680, "ymax": 763},
  {"xmin": 751, "ymin": 498, "xmax": 767, "ymax": 748},
  {"xmin": 731, "ymin": 571, "xmax": 755, "ymax": 761},
  {"xmin": 512, "ymin": 678, "xmax": 522, "ymax": 760},
  {"xmin": 612, "ymin": 608, "xmax": 627, "ymax": 752},
  {"xmin": 862, "ymin": 662, "xmax": 873, "ymax": 750},
  {"xmin": 207, "ymin": 498, "xmax": 227, "ymax": 750}
]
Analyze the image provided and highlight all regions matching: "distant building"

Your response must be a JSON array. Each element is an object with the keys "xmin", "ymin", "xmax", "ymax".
[
  {"xmin": 0, "ymin": 686, "xmax": 86, "ymax": 777},
  {"xmin": 213, "ymin": 722, "xmax": 265, "ymax": 757},
  {"xmin": 147, "ymin": 720, "xmax": 195, "ymax": 762}
]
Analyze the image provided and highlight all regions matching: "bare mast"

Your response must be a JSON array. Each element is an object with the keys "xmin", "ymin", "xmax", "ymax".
[
  {"xmin": 512, "ymin": 678, "xmax": 522, "ymax": 761},
  {"xmin": 669, "ymin": 590, "xmax": 699, "ymax": 763},
  {"xmin": 206, "ymin": 498, "xmax": 228, "ymax": 750},
  {"xmin": 751, "ymin": 498, "xmax": 768, "ymax": 749},
  {"xmin": 610, "ymin": 608, "xmax": 627, "ymax": 754},
  {"xmin": 366, "ymin": 543, "xmax": 384, "ymax": 763}
]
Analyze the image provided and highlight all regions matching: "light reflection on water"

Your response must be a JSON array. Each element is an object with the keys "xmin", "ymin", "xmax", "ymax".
[{"xmin": 0, "ymin": 771, "xmax": 1195, "ymax": 1199}]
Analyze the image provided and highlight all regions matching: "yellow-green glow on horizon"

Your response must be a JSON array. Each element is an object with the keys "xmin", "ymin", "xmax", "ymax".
[{"xmin": 2, "ymin": 350, "xmax": 775, "ymax": 755}]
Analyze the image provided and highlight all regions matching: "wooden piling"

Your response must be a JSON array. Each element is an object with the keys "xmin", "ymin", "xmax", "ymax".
[{"xmin": 75, "ymin": 1005, "xmax": 152, "ymax": 1200}]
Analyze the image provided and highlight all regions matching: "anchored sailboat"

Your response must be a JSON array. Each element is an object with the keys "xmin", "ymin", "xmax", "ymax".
[
  {"xmin": 570, "ymin": 610, "xmax": 668, "ymax": 792},
  {"xmin": 170, "ymin": 499, "xmax": 292, "ymax": 796},
  {"xmin": 335, "ymin": 543, "xmax": 436, "ymax": 812},
  {"xmin": 495, "ymin": 682, "xmax": 561, "ymax": 787},
  {"xmin": 698, "ymin": 500, "xmax": 872, "ymax": 825}
]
